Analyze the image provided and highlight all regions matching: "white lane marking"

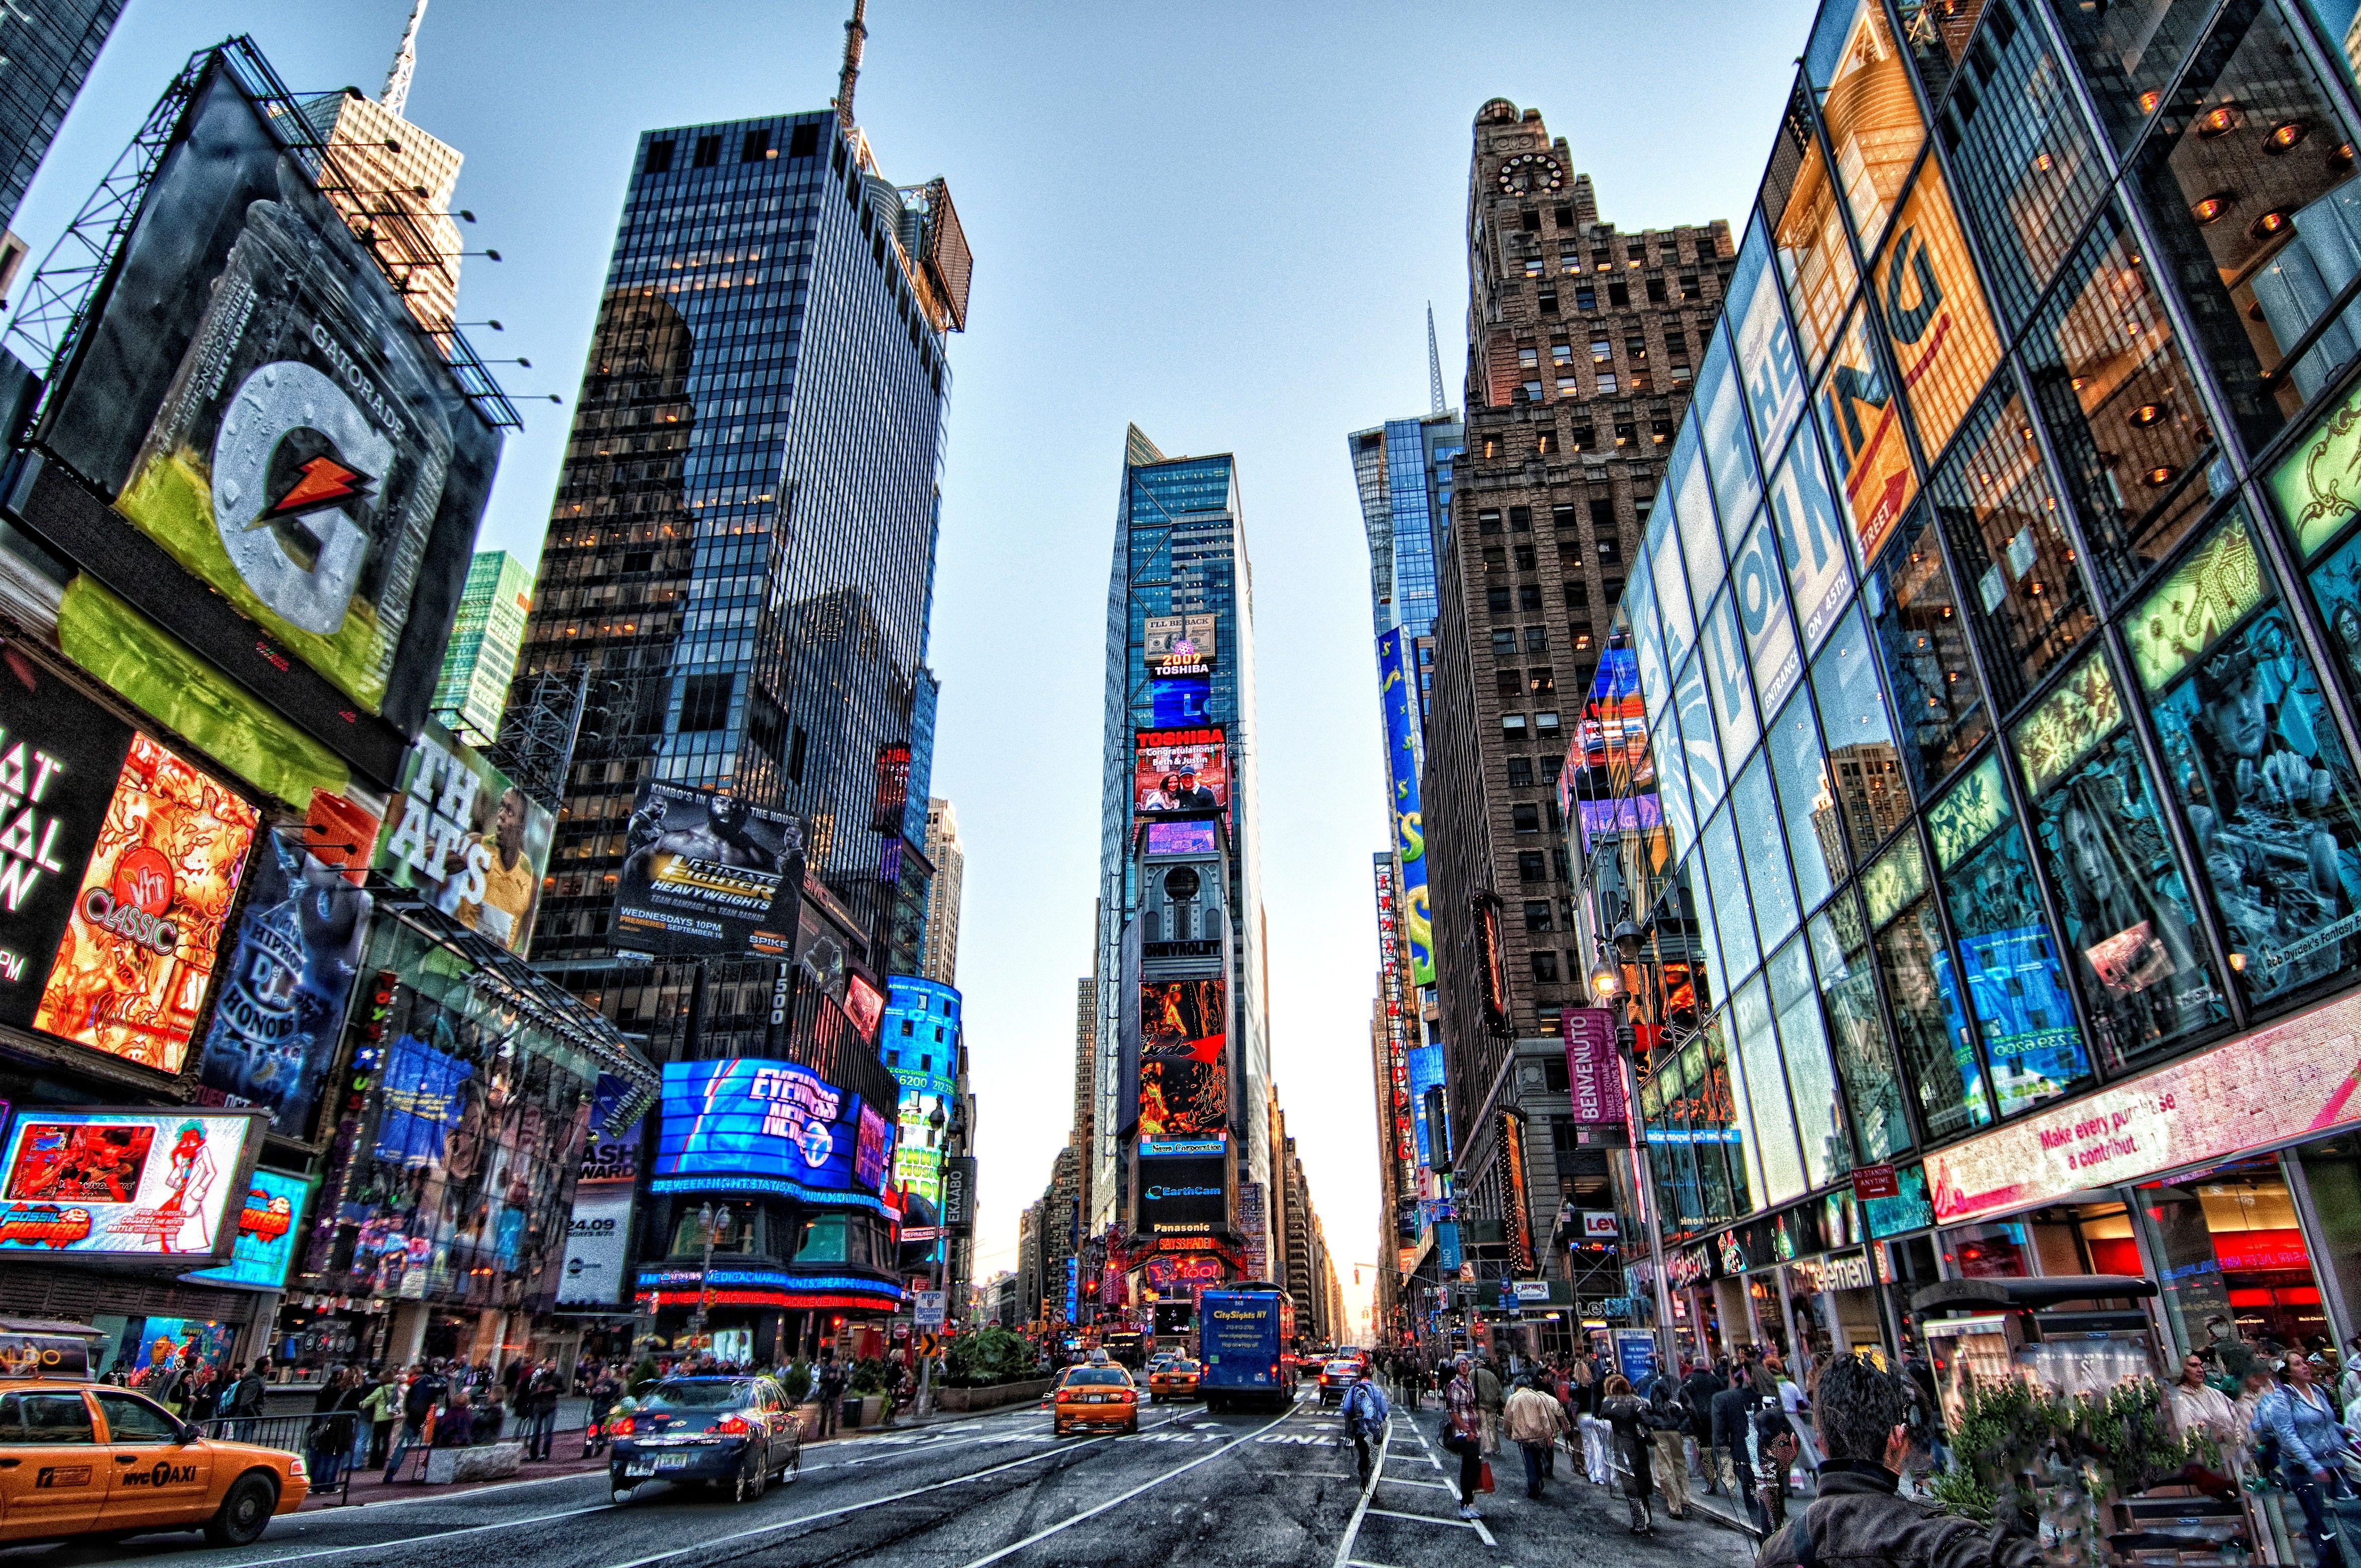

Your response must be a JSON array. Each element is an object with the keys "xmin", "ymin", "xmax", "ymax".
[
  {"xmin": 1330, "ymin": 1414, "xmax": 1388, "ymax": 1568},
  {"xmin": 952, "ymin": 1401, "xmax": 1304, "ymax": 1568},
  {"xmin": 214, "ymin": 1504, "xmax": 612, "ymax": 1567},
  {"xmin": 307, "ymin": 1464, "xmax": 609, "ymax": 1510}
]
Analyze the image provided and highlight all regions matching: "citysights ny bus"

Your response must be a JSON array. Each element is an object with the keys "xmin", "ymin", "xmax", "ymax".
[{"xmin": 1198, "ymin": 1281, "xmax": 1295, "ymax": 1413}]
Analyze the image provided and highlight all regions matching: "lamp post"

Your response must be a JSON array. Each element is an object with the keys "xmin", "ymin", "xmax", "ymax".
[
  {"xmin": 917, "ymin": 1103, "xmax": 951, "ymax": 1418},
  {"xmin": 692, "ymin": 1201, "xmax": 732, "ymax": 1353},
  {"xmin": 1588, "ymin": 930, "xmax": 1678, "ymax": 1373}
]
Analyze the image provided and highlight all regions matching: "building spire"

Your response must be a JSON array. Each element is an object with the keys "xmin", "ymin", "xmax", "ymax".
[
  {"xmin": 381, "ymin": 0, "xmax": 428, "ymax": 116},
  {"xmin": 835, "ymin": 0, "xmax": 868, "ymax": 136},
  {"xmin": 1426, "ymin": 302, "xmax": 1446, "ymax": 415}
]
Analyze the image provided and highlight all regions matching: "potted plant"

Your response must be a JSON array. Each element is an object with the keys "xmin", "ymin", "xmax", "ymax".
[{"xmin": 849, "ymin": 1357, "xmax": 887, "ymax": 1427}]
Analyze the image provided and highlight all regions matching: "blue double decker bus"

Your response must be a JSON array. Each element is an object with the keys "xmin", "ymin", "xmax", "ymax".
[{"xmin": 1197, "ymin": 1280, "xmax": 1295, "ymax": 1413}]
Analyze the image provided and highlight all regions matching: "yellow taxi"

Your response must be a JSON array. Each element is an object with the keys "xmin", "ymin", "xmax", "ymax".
[
  {"xmin": 1145, "ymin": 1359, "xmax": 1200, "ymax": 1402},
  {"xmin": 0, "ymin": 1378, "xmax": 309, "ymax": 1546},
  {"xmin": 1051, "ymin": 1364, "xmax": 1138, "ymax": 1436}
]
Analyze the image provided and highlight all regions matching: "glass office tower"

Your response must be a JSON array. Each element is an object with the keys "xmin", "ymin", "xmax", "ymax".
[
  {"xmin": 519, "ymin": 112, "xmax": 966, "ymax": 970},
  {"xmin": 1350, "ymin": 413, "xmax": 1462, "ymax": 641},
  {"xmin": 1094, "ymin": 427, "xmax": 1269, "ymax": 1242},
  {"xmin": 1568, "ymin": 0, "xmax": 2361, "ymax": 1389},
  {"xmin": 0, "ymin": 0, "xmax": 124, "ymax": 231}
]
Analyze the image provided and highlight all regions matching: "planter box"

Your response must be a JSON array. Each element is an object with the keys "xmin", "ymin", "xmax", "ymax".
[
  {"xmin": 423, "ymin": 1442, "xmax": 523, "ymax": 1484},
  {"xmin": 789, "ymin": 1403, "xmax": 821, "ymax": 1440},
  {"xmin": 857, "ymin": 1393, "xmax": 884, "ymax": 1427},
  {"xmin": 939, "ymin": 1378, "xmax": 1052, "ymax": 1414}
]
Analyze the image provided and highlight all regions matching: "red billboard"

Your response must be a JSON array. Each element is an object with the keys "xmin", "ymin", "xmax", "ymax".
[{"xmin": 1133, "ymin": 728, "xmax": 1228, "ymax": 815}]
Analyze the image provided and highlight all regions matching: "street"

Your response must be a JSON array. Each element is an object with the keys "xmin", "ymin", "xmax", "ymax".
[{"xmin": 1, "ymin": 1389, "xmax": 1757, "ymax": 1568}]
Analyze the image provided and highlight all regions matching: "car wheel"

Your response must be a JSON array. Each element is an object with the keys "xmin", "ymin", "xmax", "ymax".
[
  {"xmin": 733, "ymin": 1452, "xmax": 767, "ymax": 1504},
  {"xmin": 780, "ymin": 1440, "xmax": 801, "ymax": 1482},
  {"xmin": 204, "ymin": 1471, "xmax": 279, "ymax": 1547},
  {"xmin": 1125, "ymin": 1418, "xmax": 1139, "ymax": 1435}
]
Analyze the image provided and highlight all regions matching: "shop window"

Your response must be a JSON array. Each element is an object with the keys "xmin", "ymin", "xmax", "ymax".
[
  {"xmin": 1872, "ymin": 884, "xmax": 1994, "ymax": 1140},
  {"xmin": 1929, "ymin": 387, "xmax": 2096, "ymax": 713},
  {"xmin": 2011, "ymin": 649, "xmax": 2227, "ymax": 1072},
  {"xmin": 2293, "ymin": 1137, "xmax": 2361, "ymax": 1353},
  {"xmin": 1769, "ymin": 934, "xmax": 1853, "ymax": 1187},
  {"xmin": 1935, "ymin": 0, "xmax": 2108, "ymax": 334},
  {"xmin": 2146, "ymin": 1163, "xmax": 2326, "ymax": 1355},
  {"xmin": 2133, "ymin": 0, "xmax": 2360, "ymax": 431},
  {"xmin": 2051, "ymin": 0, "xmax": 2224, "ymax": 155},
  {"xmin": 1809, "ymin": 607, "xmax": 1913, "ymax": 859},
  {"xmin": 2022, "ymin": 201, "xmax": 2218, "ymax": 604},
  {"xmin": 793, "ymin": 1213, "xmax": 848, "ymax": 1264},
  {"xmin": 1927, "ymin": 754, "xmax": 2094, "ymax": 1117},
  {"xmin": 1700, "ymin": 1024, "xmax": 1751, "ymax": 1220},
  {"xmin": 1731, "ymin": 973, "xmax": 1805, "ymax": 1206},
  {"xmin": 2130, "ymin": 508, "xmax": 2361, "ymax": 1011},
  {"xmin": 1942, "ymin": 1219, "xmax": 2032, "ymax": 1278},
  {"xmin": 1811, "ymin": 893, "xmax": 1914, "ymax": 1159},
  {"xmin": 1862, "ymin": 505, "xmax": 1990, "ymax": 797}
]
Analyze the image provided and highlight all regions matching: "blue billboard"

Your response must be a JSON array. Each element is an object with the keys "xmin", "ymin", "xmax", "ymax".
[
  {"xmin": 187, "ymin": 1167, "xmax": 310, "ymax": 1290},
  {"xmin": 652, "ymin": 1059, "xmax": 892, "ymax": 1211},
  {"xmin": 1151, "ymin": 675, "xmax": 1211, "ymax": 727},
  {"xmin": 1408, "ymin": 1043, "xmax": 1445, "ymax": 1166},
  {"xmin": 1378, "ymin": 629, "xmax": 1434, "ymax": 987}
]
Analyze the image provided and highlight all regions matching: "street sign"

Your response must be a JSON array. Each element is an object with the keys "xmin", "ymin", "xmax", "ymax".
[
  {"xmin": 903, "ymin": 1225, "xmax": 942, "ymax": 1241},
  {"xmin": 916, "ymin": 1290, "xmax": 946, "ymax": 1327},
  {"xmin": 1582, "ymin": 1211, "xmax": 1619, "ymax": 1238}
]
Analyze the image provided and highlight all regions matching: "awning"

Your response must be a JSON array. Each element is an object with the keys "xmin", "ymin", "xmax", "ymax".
[{"xmin": 1911, "ymin": 1275, "xmax": 2157, "ymax": 1315}]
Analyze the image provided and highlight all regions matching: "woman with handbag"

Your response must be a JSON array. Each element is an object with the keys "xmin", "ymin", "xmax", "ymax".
[
  {"xmin": 1600, "ymin": 1373, "xmax": 1656, "ymax": 1535},
  {"xmin": 1440, "ymin": 1354, "xmax": 1488, "ymax": 1521},
  {"xmin": 1753, "ymin": 1364, "xmax": 1801, "ymax": 1528}
]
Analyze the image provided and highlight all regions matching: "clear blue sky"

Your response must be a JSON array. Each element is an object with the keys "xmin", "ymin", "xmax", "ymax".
[{"xmin": 15, "ymin": 0, "xmax": 1820, "ymax": 1331}]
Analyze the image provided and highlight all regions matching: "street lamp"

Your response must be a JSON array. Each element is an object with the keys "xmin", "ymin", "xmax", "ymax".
[
  {"xmin": 917, "ymin": 1104, "xmax": 950, "ymax": 1418},
  {"xmin": 693, "ymin": 1201, "xmax": 733, "ymax": 1353}
]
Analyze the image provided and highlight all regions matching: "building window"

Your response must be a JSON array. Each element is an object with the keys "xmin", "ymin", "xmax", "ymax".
[
  {"xmin": 645, "ymin": 139, "xmax": 676, "ymax": 173},
  {"xmin": 1484, "ymin": 546, "xmax": 1509, "ymax": 573},
  {"xmin": 1565, "ymin": 581, "xmax": 1591, "ymax": 609},
  {"xmin": 1478, "ymin": 509, "xmax": 1503, "ymax": 534},
  {"xmin": 1488, "ymin": 586, "xmax": 1514, "ymax": 614},
  {"xmin": 1514, "ymin": 545, "xmax": 1536, "ymax": 571},
  {"xmin": 1497, "ymin": 669, "xmax": 1523, "ymax": 699},
  {"xmin": 1531, "ymin": 951, "xmax": 1561, "ymax": 982},
  {"xmin": 1590, "ymin": 339, "xmax": 1612, "ymax": 364},
  {"xmin": 1509, "ymin": 507, "xmax": 1531, "ymax": 531},
  {"xmin": 1551, "ymin": 342, "xmax": 1572, "ymax": 365},
  {"xmin": 1569, "ymin": 423, "xmax": 1596, "ymax": 449},
  {"xmin": 1596, "ymin": 372, "xmax": 1619, "ymax": 394},
  {"xmin": 1525, "ymin": 899, "xmax": 1555, "ymax": 931},
  {"xmin": 1538, "ymin": 289, "xmax": 1558, "ymax": 314},
  {"xmin": 1503, "ymin": 713, "xmax": 1529, "ymax": 738},
  {"xmin": 1556, "ymin": 377, "xmax": 1580, "ymax": 398},
  {"xmin": 1507, "ymin": 756, "xmax": 1535, "ymax": 787},
  {"xmin": 1518, "ymin": 584, "xmax": 1543, "ymax": 611},
  {"xmin": 1524, "ymin": 256, "xmax": 1544, "ymax": 278},
  {"xmin": 741, "ymin": 128, "xmax": 771, "ymax": 161},
  {"xmin": 1576, "ymin": 286, "xmax": 1597, "ymax": 311},
  {"xmin": 1491, "ymin": 629, "xmax": 1517, "ymax": 657},
  {"xmin": 693, "ymin": 133, "xmax": 722, "ymax": 167},
  {"xmin": 1514, "ymin": 803, "xmax": 1543, "ymax": 832},
  {"xmin": 1518, "ymin": 346, "xmax": 1540, "ymax": 369},
  {"xmin": 1560, "ymin": 252, "xmax": 1580, "ymax": 275},
  {"xmin": 1529, "ymin": 668, "xmax": 1556, "ymax": 694},
  {"xmin": 1518, "ymin": 850, "xmax": 1548, "ymax": 882},
  {"xmin": 1524, "ymin": 379, "xmax": 1546, "ymax": 402},
  {"xmin": 1534, "ymin": 710, "xmax": 1560, "ymax": 735},
  {"xmin": 1524, "ymin": 626, "xmax": 1548, "ymax": 653},
  {"xmin": 1646, "ymin": 276, "xmax": 1667, "ymax": 304},
  {"xmin": 1608, "ymin": 280, "xmax": 1630, "ymax": 308}
]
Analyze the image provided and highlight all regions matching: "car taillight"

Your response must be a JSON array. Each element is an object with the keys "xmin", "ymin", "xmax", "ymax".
[
  {"xmin": 612, "ymin": 1417, "xmax": 634, "ymax": 1435},
  {"xmin": 1117, "ymin": 1389, "xmax": 1136, "ymax": 1403},
  {"xmin": 712, "ymin": 1415, "xmax": 751, "ymax": 1435}
]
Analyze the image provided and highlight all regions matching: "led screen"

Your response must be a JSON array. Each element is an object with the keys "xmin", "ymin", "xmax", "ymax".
[
  {"xmin": 612, "ymin": 781, "xmax": 803, "ymax": 957},
  {"xmin": 0, "ymin": 658, "xmax": 136, "ymax": 1030},
  {"xmin": 1133, "ymin": 728, "xmax": 1229, "ymax": 815},
  {"xmin": 652, "ymin": 1058, "xmax": 890, "ymax": 1203},
  {"xmin": 186, "ymin": 1166, "xmax": 309, "ymax": 1289},
  {"xmin": 1151, "ymin": 676, "xmax": 1211, "ymax": 727},
  {"xmin": 1146, "ymin": 821, "xmax": 1217, "ymax": 855},
  {"xmin": 0, "ymin": 1109, "xmax": 264, "ymax": 1260},
  {"xmin": 374, "ymin": 724, "xmax": 550, "ymax": 955},
  {"xmin": 1141, "ymin": 1152, "xmax": 1227, "ymax": 1233}
]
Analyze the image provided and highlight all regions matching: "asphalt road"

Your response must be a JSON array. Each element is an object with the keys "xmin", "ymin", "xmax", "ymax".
[{"xmin": 3, "ymin": 1388, "xmax": 1761, "ymax": 1568}]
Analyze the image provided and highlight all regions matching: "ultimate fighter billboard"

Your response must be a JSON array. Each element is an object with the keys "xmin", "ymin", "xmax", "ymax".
[{"xmin": 29, "ymin": 56, "xmax": 503, "ymax": 773}]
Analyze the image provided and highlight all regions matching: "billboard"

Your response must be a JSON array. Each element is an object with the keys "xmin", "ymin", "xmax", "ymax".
[
  {"xmin": 1373, "ymin": 856, "xmax": 1416, "ymax": 1228},
  {"xmin": 1133, "ymin": 728, "xmax": 1228, "ymax": 815},
  {"xmin": 1875, "ymin": 162, "xmax": 2001, "ymax": 468},
  {"xmin": 872, "ymin": 743, "xmax": 911, "ymax": 832},
  {"xmin": 34, "ymin": 732, "xmax": 259, "ymax": 1073},
  {"xmin": 374, "ymin": 723, "xmax": 550, "ymax": 955},
  {"xmin": 1138, "ymin": 1058, "xmax": 1227, "ymax": 1141},
  {"xmin": 185, "ymin": 1166, "xmax": 309, "ymax": 1289},
  {"xmin": 195, "ymin": 801, "xmax": 376, "ymax": 1138},
  {"xmin": 1818, "ymin": 308, "xmax": 1918, "ymax": 569},
  {"xmin": 1151, "ymin": 676, "xmax": 1211, "ymax": 727},
  {"xmin": 1145, "ymin": 820, "xmax": 1217, "ymax": 856},
  {"xmin": 1140, "ymin": 978, "xmax": 1225, "ymax": 1061},
  {"xmin": 0, "ymin": 657, "xmax": 136, "ymax": 1028},
  {"xmin": 651, "ymin": 1058, "xmax": 892, "ymax": 1204},
  {"xmin": 1142, "ymin": 1152, "xmax": 1227, "ymax": 1233},
  {"xmin": 613, "ymin": 781, "xmax": 802, "ymax": 956},
  {"xmin": 1144, "ymin": 614, "xmax": 1217, "ymax": 676},
  {"xmin": 1562, "ymin": 1008, "xmax": 1629, "ymax": 1127},
  {"xmin": 31, "ymin": 61, "xmax": 501, "ymax": 752},
  {"xmin": 1378, "ymin": 629, "xmax": 1434, "ymax": 986},
  {"xmin": 0, "ymin": 1109, "xmax": 265, "ymax": 1260},
  {"xmin": 578, "ymin": 1073, "xmax": 643, "ymax": 1184},
  {"xmin": 555, "ymin": 1181, "xmax": 633, "ymax": 1308}
]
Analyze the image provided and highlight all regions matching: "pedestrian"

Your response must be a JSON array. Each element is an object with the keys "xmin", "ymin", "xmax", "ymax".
[
  {"xmin": 1599, "ymin": 1373, "xmax": 1655, "ymax": 1535},
  {"xmin": 383, "ymin": 1361, "xmax": 446, "ymax": 1483},
  {"xmin": 1341, "ymin": 1367, "xmax": 1389, "ymax": 1483},
  {"xmin": 1441, "ymin": 1354, "xmax": 1486, "ymax": 1522},
  {"xmin": 1504, "ymin": 1374, "xmax": 1569, "ymax": 1501},
  {"xmin": 521, "ymin": 1359, "xmax": 563, "ymax": 1459},
  {"xmin": 815, "ymin": 1355, "xmax": 846, "ymax": 1438},
  {"xmin": 1758, "ymin": 1352, "xmax": 2039, "ymax": 1568},
  {"xmin": 1473, "ymin": 1353, "xmax": 1504, "ymax": 1456},
  {"xmin": 1569, "ymin": 1348, "xmax": 1596, "ymax": 1417},
  {"xmin": 227, "ymin": 1359, "xmax": 266, "ymax": 1440},
  {"xmin": 1777, "ymin": 1356, "xmax": 1823, "ymax": 1488},
  {"xmin": 360, "ymin": 1368, "xmax": 400, "ymax": 1469},
  {"xmin": 1754, "ymin": 1363, "xmax": 1800, "ymax": 1528},
  {"xmin": 586, "ymin": 1366, "xmax": 623, "ymax": 1458},
  {"xmin": 2259, "ymin": 1349, "xmax": 2353, "ymax": 1568},
  {"xmin": 1646, "ymin": 1366, "xmax": 1692, "ymax": 1520},
  {"xmin": 435, "ymin": 1387, "xmax": 476, "ymax": 1450},
  {"xmin": 1711, "ymin": 1371, "xmax": 1762, "ymax": 1529},
  {"xmin": 1684, "ymin": 1356, "xmax": 1725, "ymax": 1493},
  {"xmin": 307, "ymin": 1369, "xmax": 352, "ymax": 1489}
]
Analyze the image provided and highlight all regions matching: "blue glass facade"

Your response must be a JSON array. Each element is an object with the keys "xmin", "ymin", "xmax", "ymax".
[
  {"xmin": 1349, "ymin": 413, "xmax": 1462, "ymax": 641},
  {"xmin": 519, "ymin": 113, "xmax": 954, "ymax": 962}
]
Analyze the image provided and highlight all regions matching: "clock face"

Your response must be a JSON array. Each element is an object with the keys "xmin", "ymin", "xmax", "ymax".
[{"xmin": 1497, "ymin": 153, "xmax": 1565, "ymax": 197}]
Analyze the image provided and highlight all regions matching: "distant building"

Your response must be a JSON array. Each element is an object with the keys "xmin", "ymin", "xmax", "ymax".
[
  {"xmin": 0, "ymin": 0, "xmax": 125, "ymax": 233},
  {"xmin": 920, "ymin": 797, "xmax": 963, "ymax": 984},
  {"xmin": 433, "ymin": 551, "xmax": 534, "ymax": 744}
]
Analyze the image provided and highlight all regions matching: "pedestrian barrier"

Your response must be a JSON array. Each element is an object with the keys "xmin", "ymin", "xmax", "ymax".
[{"xmin": 196, "ymin": 1413, "xmax": 359, "ymax": 1508}]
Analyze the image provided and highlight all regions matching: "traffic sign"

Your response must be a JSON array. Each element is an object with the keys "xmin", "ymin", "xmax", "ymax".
[{"xmin": 916, "ymin": 1290, "xmax": 946, "ymax": 1327}]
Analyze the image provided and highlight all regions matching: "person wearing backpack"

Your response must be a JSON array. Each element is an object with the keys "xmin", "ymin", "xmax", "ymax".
[
  {"xmin": 1645, "ymin": 1370, "xmax": 1692, "ymax": 1519},
  {"xmin": 1340, "ymin": 1371, "xmax": 1389, "ymax": 1483},
  {"xmin": 383, "ymin": 1360, "xmax": 447, "ymax": 1483},
  {"xmin": 1759, "ymin": 1352, "xmax": 2039, "ymax": 1568},
  {"xmin": 1504, "ymin": 1374, "xmax": 1570, "ymax": 1500},
  {"xmin": 1599, "ymin": 1373, "xmax": 1656, "ymax": 1534}
]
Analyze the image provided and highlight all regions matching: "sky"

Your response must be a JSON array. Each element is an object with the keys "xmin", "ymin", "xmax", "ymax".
[{"xmin": 14, "ymin": 0, "xmax": 1822, "ymax": 1341}]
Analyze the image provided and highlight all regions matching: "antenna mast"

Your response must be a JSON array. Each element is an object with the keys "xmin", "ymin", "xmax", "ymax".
[
  {"xmin": 382, "ymin": 0, "xmax": 428, "ymax": 115},
  {"xmin": 835, "ymin": 0, "xmax": 868, "ymax": 136},
  {"xmin": 1426, "ymin": 302, "xmax": 1446, "ymax": 415}
]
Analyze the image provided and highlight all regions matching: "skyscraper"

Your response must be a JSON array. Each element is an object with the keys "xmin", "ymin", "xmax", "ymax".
[
  {"xmin": 515, "ymin": 99, "xmax": 971, "ymax": 978},
  {"xmin": 1422, "ymin": 97, "xmax": 1731, "ymax": 1281},
  {"xmin": 434, "ymin": 550, "xmax": 534, "ymax": 743},
  {"xmin": 1350, "ymin": 410, "xmax": 1460, "ymax": 642},
  {"xmin": 1095, "ymin": 427, "xmax": 1268, "ymax": 1267},
  {"xmin": 919, "ymin": 796, "xmax": 963, "ymax": 984},
  {"xmin": 0, "ymin": 0, "xmax": 125, "ymax": 234},
  {"xmin": 298, "ymin": 2, "xmax": 467, "ymax": 332}
]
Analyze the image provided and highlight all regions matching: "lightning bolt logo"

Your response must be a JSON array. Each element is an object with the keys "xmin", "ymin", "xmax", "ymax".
[{"xmin": 260, "ymin": 455, "xmax": 376, "ymax": 525}]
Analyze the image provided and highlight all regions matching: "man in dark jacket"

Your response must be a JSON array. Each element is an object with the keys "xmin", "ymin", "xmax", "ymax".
[
  {"xmin": 1645, "ymin": 1375, "xmax": 1691, "ymax": 1519},
  {"xmin": 1758, "ymin": 1353, "xmax": 2039, "ymax": 1568},
  {"xmin": 1710, "ymin": 1379, "xmax": 1762, "ymax": 1529},
  {"xmin": 1683, "ymin": 1359, "xmax": 1726, "ymax": 1493}
]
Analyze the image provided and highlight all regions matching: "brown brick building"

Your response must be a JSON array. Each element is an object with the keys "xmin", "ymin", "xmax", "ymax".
[{"xmin": 1424, "ymin": 98, "xmax": 1733, "ymax": 1263}]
